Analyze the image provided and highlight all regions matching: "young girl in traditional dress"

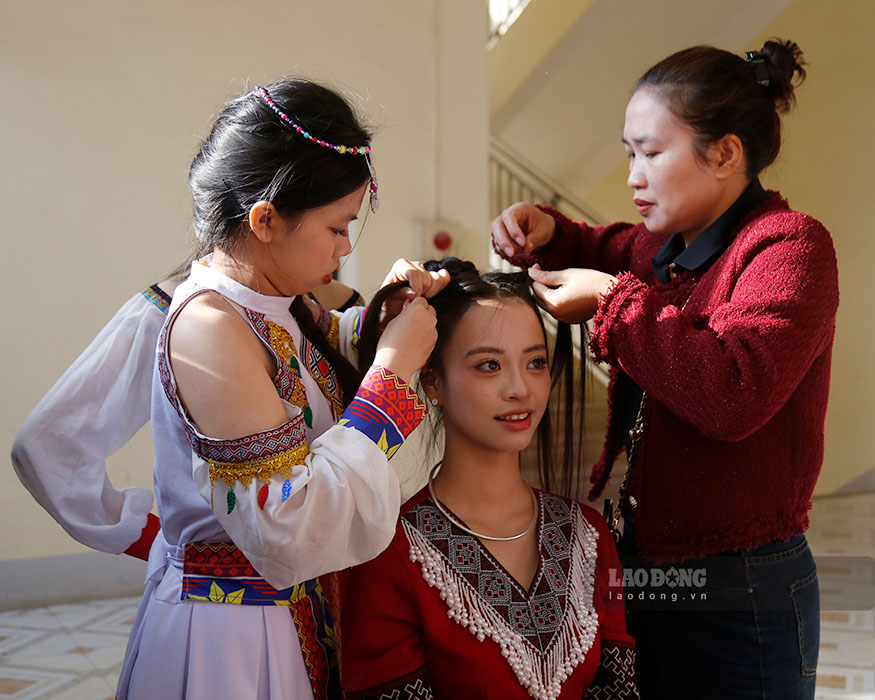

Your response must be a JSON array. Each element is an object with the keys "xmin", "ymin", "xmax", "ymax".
[
  {"xmin": 492, "ymin": 40, "xmax": 836, "ymax": 699},
  {"xmin": 115, "ymin": 78, "xmax": 448, "ymax": 700},
  {"xmin": 11, "ymin": 268, "xmax": 363, "ymax": 563},
  {"xmin": 341, "ymin": 259, "xmax": 638, "ymax": 700}
]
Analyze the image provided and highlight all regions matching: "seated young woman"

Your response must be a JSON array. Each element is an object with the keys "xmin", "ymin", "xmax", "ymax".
[{"xmin": 341, "ymin": 258, "xmax": 638, "ymax": 700}]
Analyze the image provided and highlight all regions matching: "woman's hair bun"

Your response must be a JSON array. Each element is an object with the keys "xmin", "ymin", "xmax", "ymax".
[
  {"xmin": 424, "ymin": 257, "xmax": 479, "ymax": 278},
  {"xmin": 761, "ymin": 38, "xmax": 807, "ymax": 114}
]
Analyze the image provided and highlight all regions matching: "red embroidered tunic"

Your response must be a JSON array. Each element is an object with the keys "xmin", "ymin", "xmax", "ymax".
[
  {"xmin": 341, "ymin": 489, "xmax": 637, "ymax": 700},
  {"xmin": 502, "ymin": 192, "xmax": 839, "ymax": 559}
]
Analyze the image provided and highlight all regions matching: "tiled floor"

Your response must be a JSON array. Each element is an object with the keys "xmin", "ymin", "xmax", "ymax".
[{"xmin": 1, "ymin": 493, "xmax": 872, "ymax": 699}]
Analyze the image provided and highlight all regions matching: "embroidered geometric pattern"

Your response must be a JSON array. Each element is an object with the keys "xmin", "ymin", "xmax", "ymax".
[
  {"xmin": 182, "ymin": 544, "xmax": 304, "ymax": 605},
  {"xmin": 207, "ymin": 442, "xmax": 310, "ymax": 490},
  {"xmin": 250, "ymin": 312, "xmax": 302, "ymax": 405},
  {"xmin": 347, "ymin": 671, "xmax": 434, "ymax": 700},
  {"xmin": 300, "ymin": 334, "xmax": 344, "ymax": 417},
  {"xmin": 582, "ymin": 643, "xmax": 639, "ymax": 699},
  {"xmin": 404, "ymin": 494, "xmax": 600, "ymax": 700},
  {"xmin": 370, "ymin": 678, "xmax": 433, "ymax": 700},
  {"xmin": 241, "ymin": 307, "xmax": 304, "ymax": 406},
  {"xmin": 181, "ymin": 542, "xmax": 341, "ymax": 698},
  {"xmin": 289, "ymin": 577, "xmax": 341, "ymax": 700},
  {"xmin": 141, "ymin": 284, "xmax": 171, "ymax": 314},
  {"xmin": 353, "ymin": 366, "xmax": 427, "ymax": 439},
  {"xmin": 338, "ymin": 366, "xmax": 426, "ymax": 459}
]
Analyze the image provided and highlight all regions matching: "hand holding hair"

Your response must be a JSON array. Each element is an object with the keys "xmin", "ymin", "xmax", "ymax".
[
  {"xmin": 528, "ymin": 265, "xmax": 616, "ymax": 324},
  {"xmin": 373, "ymin": 296, "xmax": 438, "ymax": 384},
  {"xmin": 381, "ymin": 257, "xmax": 451, "ymax": 298},
  {"xmin": 491, "ymin": 202, "xmax": 556, "ymax": 257},
  {"xmin": 378, "ymin": 258, "xmax": 450, "ymax": 331}
]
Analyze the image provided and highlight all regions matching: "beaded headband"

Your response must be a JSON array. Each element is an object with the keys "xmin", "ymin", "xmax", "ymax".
[{"xmin": 255, "ymin": 84, "xmax": 379, "ymax": 213}]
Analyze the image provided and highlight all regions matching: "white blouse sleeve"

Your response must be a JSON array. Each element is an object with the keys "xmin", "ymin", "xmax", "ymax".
[
  {"xmin": 184, "ymin": 364, "xmax": 426, "ymax": 590},
  {"xmin": 11, "ymin": 289, "xmax": 167, "ymax": 554}
]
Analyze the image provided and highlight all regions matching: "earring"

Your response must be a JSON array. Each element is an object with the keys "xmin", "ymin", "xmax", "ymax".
[{"xmin": 430, "ymin": 398, "xmax": 439, "ymax": 406}]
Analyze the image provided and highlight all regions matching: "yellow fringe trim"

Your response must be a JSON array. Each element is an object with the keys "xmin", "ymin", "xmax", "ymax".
[{"xmin": 209, "ymin": 444, "xmax": 310, "ymax": 490}]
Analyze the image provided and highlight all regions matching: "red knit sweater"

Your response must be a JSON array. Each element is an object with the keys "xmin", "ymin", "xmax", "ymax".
[{"xmin": 506, "ymin": 193, "xmax": 839, "ymax": 559}]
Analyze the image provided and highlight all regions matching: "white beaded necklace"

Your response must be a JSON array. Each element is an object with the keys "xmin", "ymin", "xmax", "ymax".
[{"xmin": 427, "ymin": 462, "xmax": 538, "ymax": 542}]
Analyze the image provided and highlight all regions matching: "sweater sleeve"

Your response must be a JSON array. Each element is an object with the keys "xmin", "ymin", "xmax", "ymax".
[
  {"xmin": 10, "ymin": 291, "xmax": 162, "ymax": 556},
  {"xmin": 589, "ymin": 212, "xmax": 839, "ymax": 441},
  {"xmin": 502, "ymin": 205, "xmax": 641, "ymax": 275},
  {"xmin": 341, "ymin": 532, "xmax": 434, "ymax": 700}
]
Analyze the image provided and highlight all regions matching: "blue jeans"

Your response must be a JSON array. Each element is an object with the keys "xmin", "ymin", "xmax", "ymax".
[{"xmin": 620, "ymin": 534, "xmax": 819, "ymax": 700}]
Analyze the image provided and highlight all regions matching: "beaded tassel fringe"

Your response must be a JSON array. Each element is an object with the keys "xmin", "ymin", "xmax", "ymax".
[{"xmin": 403, "ymin": 510, "xmax": 600, "ymax": 700}]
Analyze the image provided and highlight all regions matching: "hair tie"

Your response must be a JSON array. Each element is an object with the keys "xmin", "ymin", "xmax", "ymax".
[{"xmin": 745, "ymin": 51, "xmax": 770, "ymax": 87}]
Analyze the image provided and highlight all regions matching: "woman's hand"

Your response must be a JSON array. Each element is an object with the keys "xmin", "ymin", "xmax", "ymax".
[
  {"xmin": 374, "ymin": 297, "xmax": 438, "ymax": 384},
  {"xmin": 379, "ymin": 258, "xmax": 449, "ymax": 331},
  {"xmin": 491, "ymin": 203, "xmax": 557, "ymax": 257},
  {"xmin": 381, "ymin": 258, "xmax": 450, "ymax": 298},
  {"xmin": 528, "ymin": 265, "xmax": 617, "ymax": 324}
]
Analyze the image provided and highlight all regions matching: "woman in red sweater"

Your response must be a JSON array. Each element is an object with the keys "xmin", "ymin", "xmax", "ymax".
[{"xmin": 492, "ymin": 40, "xmax": 837, "ymax": 699}]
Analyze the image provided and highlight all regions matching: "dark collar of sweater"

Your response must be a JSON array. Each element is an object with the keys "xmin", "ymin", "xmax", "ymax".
[{"xmin": 650, "ymin": 178, "xmax": 769, "ymax": 283}]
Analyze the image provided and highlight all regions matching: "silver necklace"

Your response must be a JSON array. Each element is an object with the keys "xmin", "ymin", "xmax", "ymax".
[{"xmin": 427, "ymin": 462, "xmax": 539, "ymax": 542}]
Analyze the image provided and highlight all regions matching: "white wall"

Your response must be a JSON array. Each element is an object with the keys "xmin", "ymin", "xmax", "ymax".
[{"xmin": 1, "ymin": 0, "xmax": 489, "ymax": 561}]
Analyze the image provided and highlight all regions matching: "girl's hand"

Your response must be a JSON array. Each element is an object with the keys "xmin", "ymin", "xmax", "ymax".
[
  {"xmin": 528, "ymin": 265, "xmax": 617, "ymax": 324},
  {"xmin": 373, "ymin": 297, "xmax": 438, "ymax": 384},
  {"xmin": 491, "ymin": 203, "xmax": 557, "ymax": 258},
  {"xmin": 379, "ymin": 258, "xmax": 449, "ymax": 331},
  {"xmin": 381, "ymin": 258, "xmax": 450, "ymax": 298}
]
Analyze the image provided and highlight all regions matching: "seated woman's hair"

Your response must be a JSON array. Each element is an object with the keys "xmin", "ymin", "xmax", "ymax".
[{"xmin": 357, "ymin": 257, "xmax": 586, "ymax": 498}]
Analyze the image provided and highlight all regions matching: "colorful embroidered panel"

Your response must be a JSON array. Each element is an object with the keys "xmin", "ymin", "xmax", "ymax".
[
  {"xmin": 300, "ymin": 334, "xmax": 343, "ymax": 416},
  {"xmin": 182, "ymin": 542, "xmax": 341, "ymax": 699},
  {"xmin": 243, "ymin": 308, "xmax": 298, "ymax": 402},
  {"xmin": 582, "ymin": 642, "xmax": 639, "ymax": 699},
  {"xmin": 339, "ymin": 366, "xmax": 427, "ymax": 459},
  {"xmin": 141, "ymin": 284, "xmax": 171, "ymax": 314},
  {"xmin": 346, "ymin": 669, "xmax": 434, "ymax": 700}
]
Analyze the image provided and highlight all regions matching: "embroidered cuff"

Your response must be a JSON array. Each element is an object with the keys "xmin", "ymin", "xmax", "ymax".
[
  {"xmin": 123, "ymin": 513, "xmax": 161, "ymax": 561},
  {"xmin": 190, "ymin": 415, "xmax": 310, "ymax": 491},
  {"xmin": 589, "ymin": 272, "xmax": 650, "ymax": 364},
  {"xmin": 339, "ymin": 365, "xmax": 427, "ymax": 459},
  {"xmin": 582, "ymin": 640, "xmax": 639, "ymax": 699}
]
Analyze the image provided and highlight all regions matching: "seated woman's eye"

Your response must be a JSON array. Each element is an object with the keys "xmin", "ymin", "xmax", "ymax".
[{"xmin": 476, "ymin": 360, "xmax": 501, "ymax": 372}]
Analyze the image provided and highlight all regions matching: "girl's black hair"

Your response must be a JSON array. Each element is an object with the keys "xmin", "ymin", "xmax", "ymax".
[
  {"xmin": 357, "ymin": 257, "xmax": 585, "ymax": 499},
  {"xmin": 187, "ymin": 77, "xmax": 372, "ymax": 407},
  {"xmin": 638, "ymin": 39, "xmax": 807, "ymax": 177}
]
